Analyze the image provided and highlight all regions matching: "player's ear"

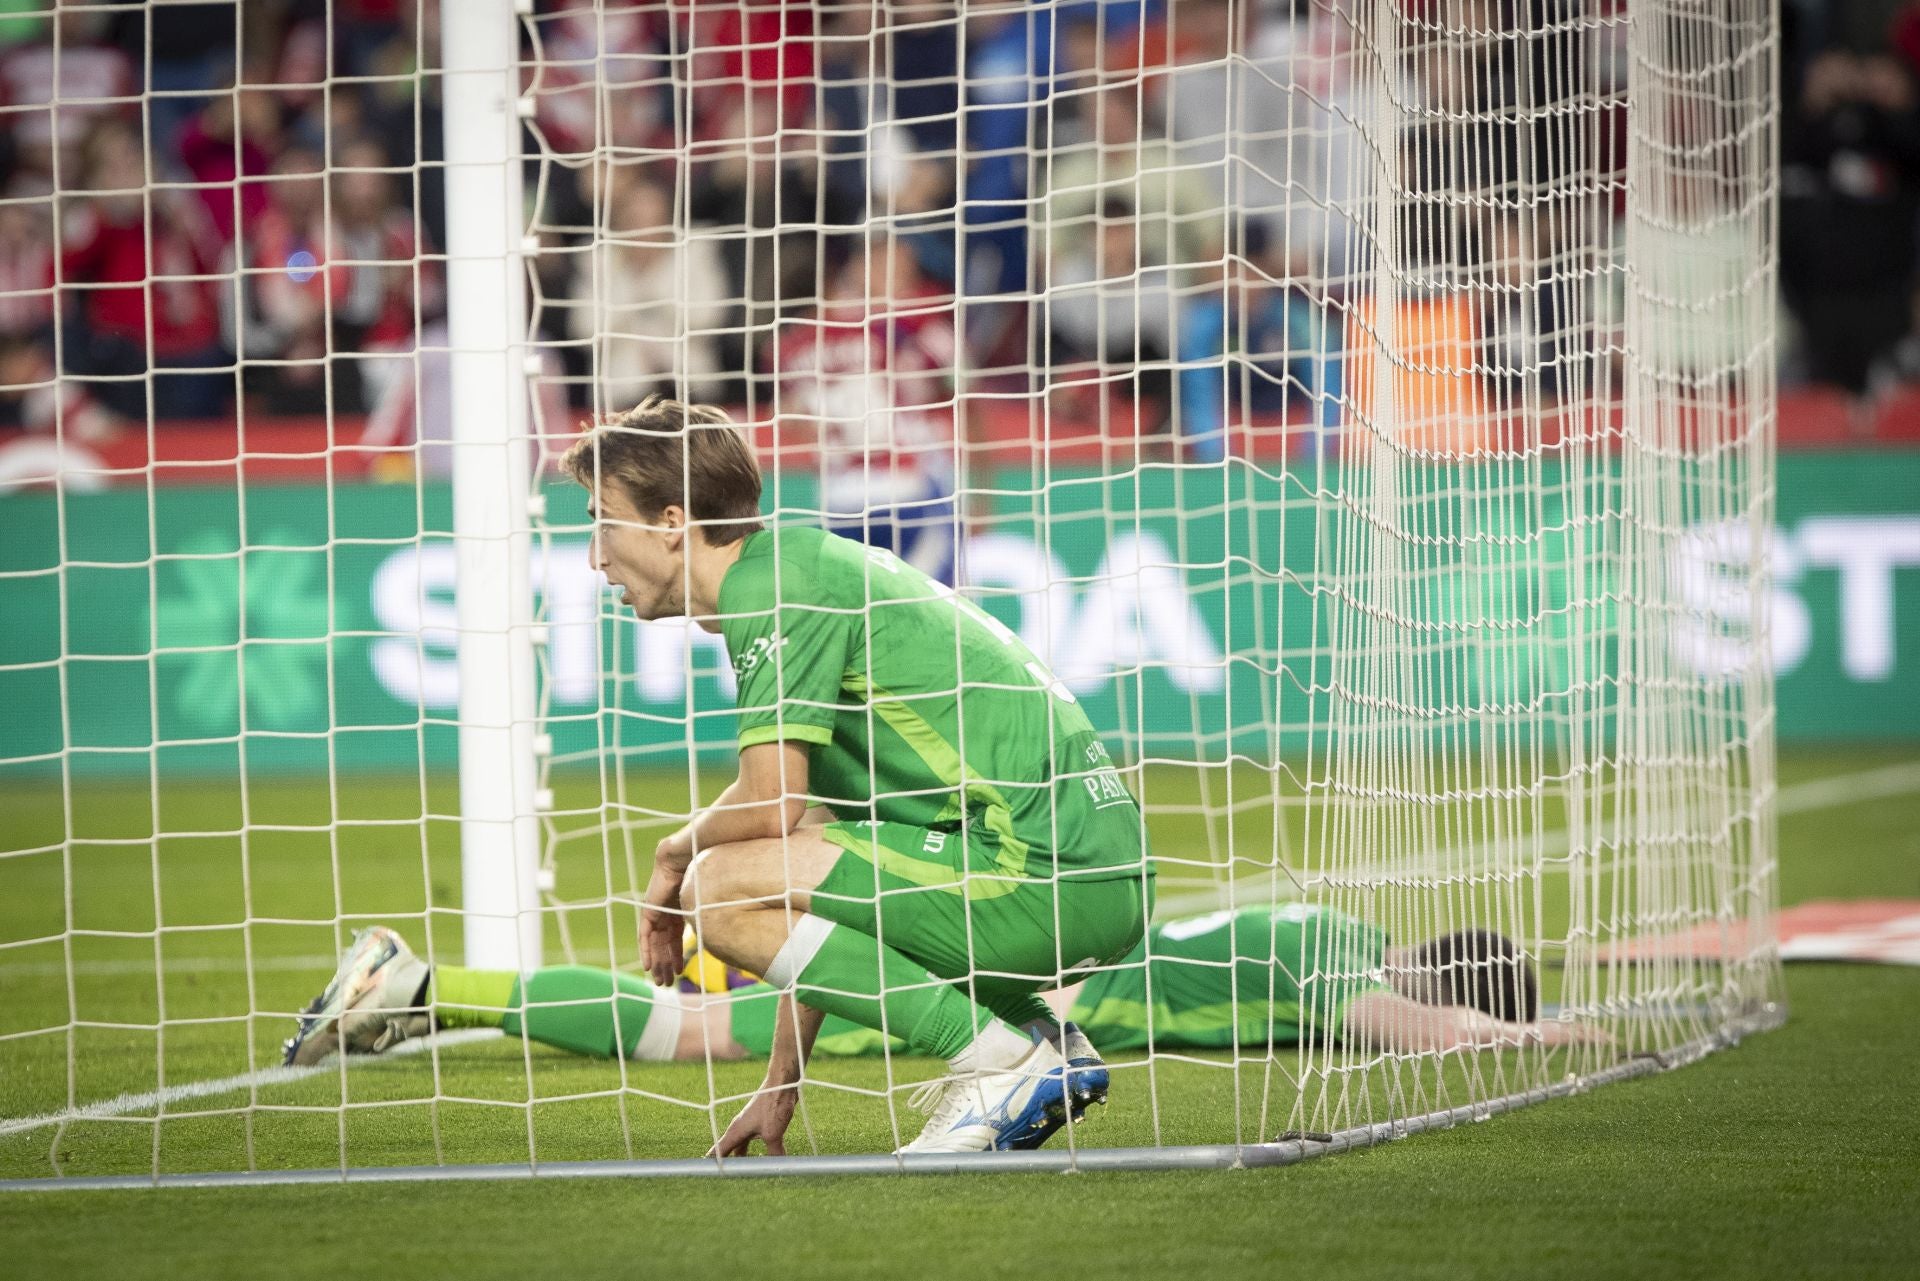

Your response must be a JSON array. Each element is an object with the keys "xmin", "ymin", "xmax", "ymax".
[{"xmin": 658, "ymin": 503, "xmax": 688, "ymax": 549}]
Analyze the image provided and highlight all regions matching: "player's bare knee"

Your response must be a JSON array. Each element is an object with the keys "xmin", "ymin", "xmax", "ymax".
[
  {"xmin": 684, "ymin": 843, "xmax": 773, "ymax": 916},
  {"xmin": 688, "ymin": 900, "xmax": 750, "ymax": 955}
]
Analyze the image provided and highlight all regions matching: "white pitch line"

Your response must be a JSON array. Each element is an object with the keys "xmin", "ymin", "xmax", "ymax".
[
  {"xmin": 1773, "ymin": 759, "xmax": 1920, "ymax": 813},
  {"xmin": 0, "ymin": 1028, "xmax": 503, "ymax": 1139},
  {"xmin": 0, "ymin": 952, "xmax": 624, "ymax": 980},
  {"xmin": 1152, "ymin": 757, "xmax": 1920, "ymax": 920}
]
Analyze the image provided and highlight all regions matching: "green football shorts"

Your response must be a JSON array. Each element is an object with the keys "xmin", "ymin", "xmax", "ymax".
[{"xmin": 811, "ymin": 816, "xmax": 1152, "ymax": 999}]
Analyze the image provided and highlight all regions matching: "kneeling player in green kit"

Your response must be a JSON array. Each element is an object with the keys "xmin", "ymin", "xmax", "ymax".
[
  {"xmin": 511, "ymin": 397, "xmax": 1152, "ymax": 1154},
  {"xmin": 283, "ymin": 904, "xmax": 1601, "ymax": 1086}
]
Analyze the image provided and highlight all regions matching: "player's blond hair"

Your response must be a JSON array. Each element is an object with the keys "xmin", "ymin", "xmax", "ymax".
[{"xmin": 561, "ymin": 395, "xmax": 765, "ymax": 546}]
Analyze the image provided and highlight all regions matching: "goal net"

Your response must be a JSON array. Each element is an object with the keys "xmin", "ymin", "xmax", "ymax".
[{"xmin": 0, "ymin": 0, "xmax": 1780, "ymax": 1185}]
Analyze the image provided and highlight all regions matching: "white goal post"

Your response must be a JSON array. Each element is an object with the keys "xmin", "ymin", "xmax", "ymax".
[
  {"xmin": 0, "ymin": 0, "xmax": 1780, "ymax": 1188},
  {"xmin": 443, "ymin": 0, "xmax": 543, "ymax": 976}
]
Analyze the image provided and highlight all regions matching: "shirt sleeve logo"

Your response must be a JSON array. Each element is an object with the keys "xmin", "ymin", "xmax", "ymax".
[{"xmin": 732, "ymin": 633, "xmax": 790, "ymax": 679}]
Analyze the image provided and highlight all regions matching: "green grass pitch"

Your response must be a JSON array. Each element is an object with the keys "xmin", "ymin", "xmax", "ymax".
[{"xmin": 2, "ymin": 747, "xmax": 1917, "ymax": 1279}]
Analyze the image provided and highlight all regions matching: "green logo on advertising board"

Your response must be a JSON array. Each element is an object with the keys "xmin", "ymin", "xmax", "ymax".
[{"xmin": 147, "ymin": 531, "xmax": 334, "ymax": 734}]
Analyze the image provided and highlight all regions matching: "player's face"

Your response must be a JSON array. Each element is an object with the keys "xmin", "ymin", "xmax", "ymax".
[{"xmin": 588, "ymin": 481, "xmax": 685, "ymax": 620}]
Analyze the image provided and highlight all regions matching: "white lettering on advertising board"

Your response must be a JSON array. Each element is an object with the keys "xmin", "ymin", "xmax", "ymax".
[
  {"xmin": 368, "ymin": 531, "xmax": 1227, "ymax": 708},
  {"xmin": 368, "ymin": 518, "xmax": 1915, "ymax": 711}
]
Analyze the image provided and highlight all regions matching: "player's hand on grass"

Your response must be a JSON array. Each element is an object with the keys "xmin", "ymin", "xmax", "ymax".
[
  {"xmin": 641, "ymin": 864, "xmax": 687, "ymax": 987},
  {"xmin": 708, "ymin": 1084, "xmax": 798, "ymax": 1158},
  {"xmin": 1532, "ymin": 1018, "xmax": 1614, "ymax": 1049}
]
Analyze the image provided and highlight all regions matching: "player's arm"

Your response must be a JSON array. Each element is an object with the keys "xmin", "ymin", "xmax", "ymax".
[
  {"xmin": 643, "ymin": 741, "xmax": 814, "ymax": 986},
  {"xmin": 709, "ymin": 994, "xmax": 824, "ymax": 1158},
  {"xmin": 1340, "ymin": 988, "xmax": 1611, "ymax": 1053},
  {"xmin": 654, "ymin": 741, "xmax": 813, "ymax": 875}
]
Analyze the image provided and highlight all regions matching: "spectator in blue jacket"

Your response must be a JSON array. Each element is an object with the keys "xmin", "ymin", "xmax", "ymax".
[{"xmin": 1176, "ymin": 224, "xmax": 1340, "ymax": 462}]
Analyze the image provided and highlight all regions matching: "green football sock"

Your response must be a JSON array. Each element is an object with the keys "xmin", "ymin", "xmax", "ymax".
[
  {"xmin": 431, "ymin": 965, "xmax": 516, "ymax": 1029},
  {"xmin": 728, "ymin": 982, "xmax": 895, "ymax": 1059},
  {"xmin": 508, "ymin": 965, "xmax": 673, "ymax": 1060},
  {"xmin": 983, "ymin": 990, "xmax": 1060, "ymax": 1041},
  {"xmin": 771, "ymin": 917, "xmax": 1014, "ymax": 1062},
  {"xmin": 435, "ymin": 965, "xmax": 675, "ymax": 1061}
]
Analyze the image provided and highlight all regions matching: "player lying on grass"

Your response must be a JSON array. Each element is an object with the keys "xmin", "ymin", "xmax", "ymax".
[
  {"xmin": 568, "ymin": 396, "xmax": 1151, "ymax": 1155},
  {"xmin": 283, "ymin": 903, "xmax": 1605, "ymax": 1115}
]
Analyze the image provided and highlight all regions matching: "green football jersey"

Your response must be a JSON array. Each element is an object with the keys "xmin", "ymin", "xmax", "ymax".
[
  {"xmin": 716, "ymin": 526, "xmax": 1145, "ymax": 880},
  {"xmin": 1068, "ymin": 904, "xmax": 1390, "ymax": 1050}
]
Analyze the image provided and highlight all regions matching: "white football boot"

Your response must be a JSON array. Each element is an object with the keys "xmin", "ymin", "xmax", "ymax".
[
  {"xmin": 282, "ymin": 926, "xmax": 433, "ymax": 1067},
  {"xmin": 895, "ymin": 1039, "xmax": 1074, "ymax": 1154}
]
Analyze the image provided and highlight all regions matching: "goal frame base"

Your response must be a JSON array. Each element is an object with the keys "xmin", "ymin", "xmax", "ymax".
[{"xmin": 0, "ymin": 1005, "xmax": 1783, "ymax": 1193}]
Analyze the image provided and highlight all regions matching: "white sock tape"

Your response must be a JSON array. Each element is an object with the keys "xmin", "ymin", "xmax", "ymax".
[
  {"xmin": 764, "ymin": 914, "xmax": 837, "ymax": 989},
  {"xmin": 629, "ymin": 984, "xmax": 686, "ymax": 1063}
]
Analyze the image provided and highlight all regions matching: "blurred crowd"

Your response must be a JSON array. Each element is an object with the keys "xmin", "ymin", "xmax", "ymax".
[
  {"xmin": 0, "ymin": 0, "xmax": 442, "ymax": 439},
  {"xmin": 1782, "ymin": 0, "xmax": 1920, "ymax": 398},
  {"xmin": 0, "ymin": 0, "xmax": 1904, "ymax": 464}
]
